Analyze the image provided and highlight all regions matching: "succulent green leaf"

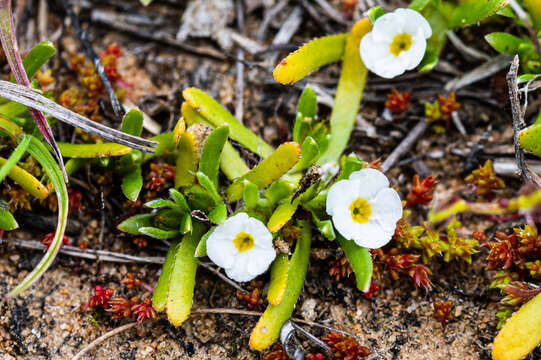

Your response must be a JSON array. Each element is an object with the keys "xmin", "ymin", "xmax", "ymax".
[
  {"xmin": 179, "ymin": 213, "xmax": 193, "ymax": 234},
  {"xmin": 297, "ymin": 85, "xmax": 317, "ymax": 119},
  {"xmin": 317, "ymin": 19, "xmax": 371, "ymax": 164},
  {"xmin": 0, "ymin": 134, "xmax": 29, "ymax": 183},
  {"xmin": 409, "ymin": 0, "xmax": 432, "ymax": 12},
  {"xmin": 227, "ymin": 142, "xmax": 300, "ymax": 202},
  {"xmin": 117, "ymin": 213, "xmax": 154, "ymax": 235},
  {"xmin": 208, "ymin": 203, "xmax": 227, "ymax": 225},
  {"xmin": 181, "ymin": 103, "xmax": 249, "ymax": 179},
  {"xmin": 519, "ymin": 124, "xmax": 541, "ymax": 157},
  {"xmin": 311, "ymin": 211, "xmax": 335, "ymax": 240},
  {"xmin": 337, "ymin": 235, "xmax": 373, "ymax": 292},
  {"xmin": 139, "ymin": 226, "xmax": 180, "ymax": 240},
  {"xmin": 17, "ymin": 41, "xmax": 56, "ymax": 81},
  {"xmin": 249, "ymin": 221, "xmax": 312, "ymax": 350},
  {"xmin": 121, "ymin": 108, "xmax": 144, "ymax": 136},
  {"xmin": 169, "ymin": 188, "xmax": 190, "ymax": 212},
  {"xmin": 290, "ymin": 136, "xmax": 320, "ymax": 173},
  {"xmin": 485, "ymin": 32, "xmax": 528, "ymax": 54},
  {"xmin": 273, "ymin": 34, "xmax": 348, "ymax": 85},
  {"xmin": 194, "ymin": 227, "xmax": 215, "ymax": 257},
  {"xmin": 335, "ymin": 154, "xmax": 365, "ymax": 182},
  {"xmin": 121, "ymin": 167, "xmax": 143, "ymax": 201},
  {"xmin": 265, "ymin": 180, "xmax": 293, "ymax": 206},
  {"xmin": 267, "ymin": 200, "xmax": 298, "ymax": 233},
  {"xmin": 0, "ymin": 155, "xmax": 48, "ymax": 199},
  {"xmin": 166, "ymin": 221, "xmax": 205, "ymax": 326},
  {"xmin": 367, "ymin": 6, "xmax": 386, "ymax": 24},
  {"xmin": 183, "ymin": 89, "xmax": 273, "ymax": 158},
  {"xmin": 0, "ymin": 201, "xmax": 17, "ymax": 230},
  {"xmin": 58, "ymin": 142, "xmax": 132, "ymax": 158},
  {"xmin": 243, "ymin": 180, "xmax": 260, "ymax": 210},
  {"xmin": 152, "ymin": 239, "xmax": 179, "ymax": 312},
  {"xmin": 175, "ymin": 130, "xmax": 198, "ymax": 188},
  {"xmin": 418, "ymin": 4, "xmax": 451, "ymax": 72},
  {"xmin": 196, "ymin": 171, "xmax": 222, "ymax": 204},
  {"xmin": 199, "ymin": 124, "xmax": 229, "ymax": 187},
  {"xmin": 267, "ymin": 254, "xmax": 289, "ymax": 306},
  {"xmin": 144, "ymin": 198, "xmax": 181, "ymax": 211},
  {"xmin": 450, "ymin": 0, "xmax": 508, "ymax": 27}
]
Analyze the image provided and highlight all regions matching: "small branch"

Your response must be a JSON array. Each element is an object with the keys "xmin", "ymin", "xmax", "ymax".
[
  {"xmin": 72, "ymin": 322, "xmax": 137, "ymax": 360},
  {"xmin": 199, "ymin": 261, "xmax": 247, "ymax": 293},
  {"xmin": 507, "ymin": 55, "xmax": 532, "ymax": 181},
  {"xmin": 1, "ymin": 238, "xmax": 165, "ymax": 264},
  {"xmin": 235, "ymin": 0, "xmax": 245, "ymax": 123},
  {"xmin": 61, "ymin": 0, "xmax": 125, "ymax": 119},
  {"xmin": 381, "ymin": 120, "xmax": 430, "ymax": 172}
]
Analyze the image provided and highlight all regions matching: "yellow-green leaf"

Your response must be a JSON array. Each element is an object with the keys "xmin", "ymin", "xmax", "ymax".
[
  {"xmin": 152, "ymin": 239, "xmax": 179, "ymax": 312},
  {"xmin": 267, "ymin": 200, "xmax": 298, "ymax": 233},
  {"xmin": 519, "ymin": 124, "xmax": 541, "ymax": 157},
  {"xmin": 57, "ymin": 142, "xmax": 132, "ymax": 158},
  {"xmin": 267, "ymin": 254, "xmax": 289, "ymax": 306},
  {"xmin": 173, "ymin": 118, "xmax": 186, "ymax": 147},
  {"xmin": 492, "ymin": 292, "xmax": 541, "ymax": 360},
  {"xmin": 317, "ymin": 19, "xmax": 371, "ymax": 164},
  {"xmin": 250, "ymin": 221, "xmax": 311, "ymax": 350},
  {"xmin": 273, "ymin": 34, "xmax": 348, "ymax": 85},
  {"xmin": 182, "ymin": 102, "xmax": 249, "ymax": 180},
  {"xmin": 166, "ymin": 222, "xmax": 205, "ymax": 326},
  {"xmin": 175, "ymin": 130, "xmax": 198, "ymax": 188},
  {"xmin": 226, "ymin": 142, "xmax": 300, "ymax": 202},
  {"xmin": 182, "ymin": 88, "xmax": 273, "ymax": 158},
  {"xmin": 0, "ymin": 156, "xmax": 48, "ymax": 199}
]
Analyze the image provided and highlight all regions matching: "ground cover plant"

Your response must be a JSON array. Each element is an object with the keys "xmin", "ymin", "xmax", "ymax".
[{"xmin": 1, "ymin": 0, "xmax": 541, "ymax": 359}]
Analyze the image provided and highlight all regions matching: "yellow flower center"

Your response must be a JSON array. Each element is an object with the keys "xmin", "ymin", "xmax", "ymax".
[
  {"xmin": 349, "ymin": 197, "xmax": 372, "ymax": 224},
  {"xmin": 390, "ymin": 33, "xmax": 413, "ymax": 57},
  {"xmin": 233, "ymin": 231, "xmax": 255, "ymax": 253}
]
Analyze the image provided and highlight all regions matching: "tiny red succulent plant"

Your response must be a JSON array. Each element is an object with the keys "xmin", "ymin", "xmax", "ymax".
[
  {"xmin": 89, "ymin": 285, "xmax": 115, "ymax": 308},
  {"xmin": 482, "ymin": 232, "xmax": 515, "ymax": 270},
  {"xmin": 433, "ymin": 300, "xmax": 453, "ymax": 326},
  {"xmin": 363, "ymin": 280, "xmax": 380, "ymax": 300},
  {"xmin": 385, "ymin": 88, "xmax": 411, "ymax": 116},
  {"xmin": 406, "ymin": 175, "xmax": 437, "ymax": 207},
  {"xmin": 322, "ymin": 331, "xmax": 370, "ymax": 359},
  {"xmin": 329, "ymin": 256, "xmax": 353, "ymax": 281},
  {"xmin": 131, "ymin": 298, "xmax": 157, "ymax": 323},
  {"xmin": 437, "ymin": 92, "xmax": 460, "ymax": 128},
  {"xmin": 122, "ymin": 273, "xmax": 142, "ymax": 289},
  {"xmin": 40, "ymin": 232, "xmax": 71, "ymax": 250},
  {"xmin": 263, "ymin": 344, "xmax": 291, "ymax": 360},
  {"xmin": 107, "ymin": 297, "xmax": 134, "ymax": 320},
  {"xmin": 464, "ymin": 160, "xmax": 505, "ymax": 197},
  {"xmin": 407, "ymin": 264, "xmax": 432, "ymax": 289}
]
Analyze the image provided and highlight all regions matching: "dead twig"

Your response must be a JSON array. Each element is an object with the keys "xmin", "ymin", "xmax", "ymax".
[
  {"xmin": 199, "ymin": 261, "xmax": 247, "ymax": 293},
  {"xmin": 1, "ymin": 238, "xmax": 165, "ymax": 264},
  {"xmin": 268, "ymin": 6, "xmax": 303, "ymax": 66},
  {"xmin": 446, "ymin": 30, "xmax": 490, "ymax": 62},
  {"xmin": 91, "ymin": 9, "xmax": 227, "ymax": 61},
  {"xmin": 381, "ymin": 120, "xmax": 430, "ymax": 172},
  {"xmin": 235, "ymin": 0, "xmax": 245, "ymax": 123},
  {"xmin": 445, "ymin": 54, "xmax": 513, "ymax": 92},
  {"xmin": 256, "ymin": 0, "xmax": 289, "ymax": 42},
  {"xmin": 507, "ymin": 55, "xmax": 532, "ymax": 181},
  {"xmin": 61, "ymin": 0, "xmax": 125, "ymax": 119},
  {"xmin": 72, "ymin": 322, "xmax": 137, "ymax": 360}
]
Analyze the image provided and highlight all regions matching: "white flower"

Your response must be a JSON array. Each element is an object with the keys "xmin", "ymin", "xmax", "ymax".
[
  {"xmin": 360, "ymin": 8, "xmax": 432, "ymax": 79},
  {"xmin": 206, "ymin": 212, "xmax": 276, "ymax": 282},
  {"xmin": 326, "ymin": 168, "xmax": 402, "ymax": 248}
]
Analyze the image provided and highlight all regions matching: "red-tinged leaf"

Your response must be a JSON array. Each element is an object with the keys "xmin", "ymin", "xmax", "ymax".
[{"xmin": 0, "ymin": 0, "xmax": 66, "ymax": 180}]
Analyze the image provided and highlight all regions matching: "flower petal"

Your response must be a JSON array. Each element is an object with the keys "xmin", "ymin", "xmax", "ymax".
[
  {"xmin": 206, "ymin": 225, "xmax": 238, "ymax": 269},
  {"xmin": 396, "ymin": 8, "xmax": 432, "ymax": 39},
  {"xmin": 371, "ymin": 12, "xmax": 405, "ymax": 42},
  {"xmin": 400, "ymin": 30, "xmax": 427, "ymax": 70},
  {"xmin": 351, "ymin": 221, "xmax": 393, "ymax": 249},
  {"xmin": 245, "ymin": 216, "xmax": 274, "ymax": 248},
  {"xmin": 331, "ymin": 206, "xmax": 359, "ymax": 241},
  {"xmin": 360, "ymin": 32, "xmax": 392, "ymax": 77},
  {"xmin": 326, "ymin": 179, "xmax": 359, "ymax": 216},
  {"xmin": 371, "ymin": 188, "xmax": 403, "ymax": 233},
  {"xmin": 349, "ymin": 168, "xmax": 390, "ymax": 200}
]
